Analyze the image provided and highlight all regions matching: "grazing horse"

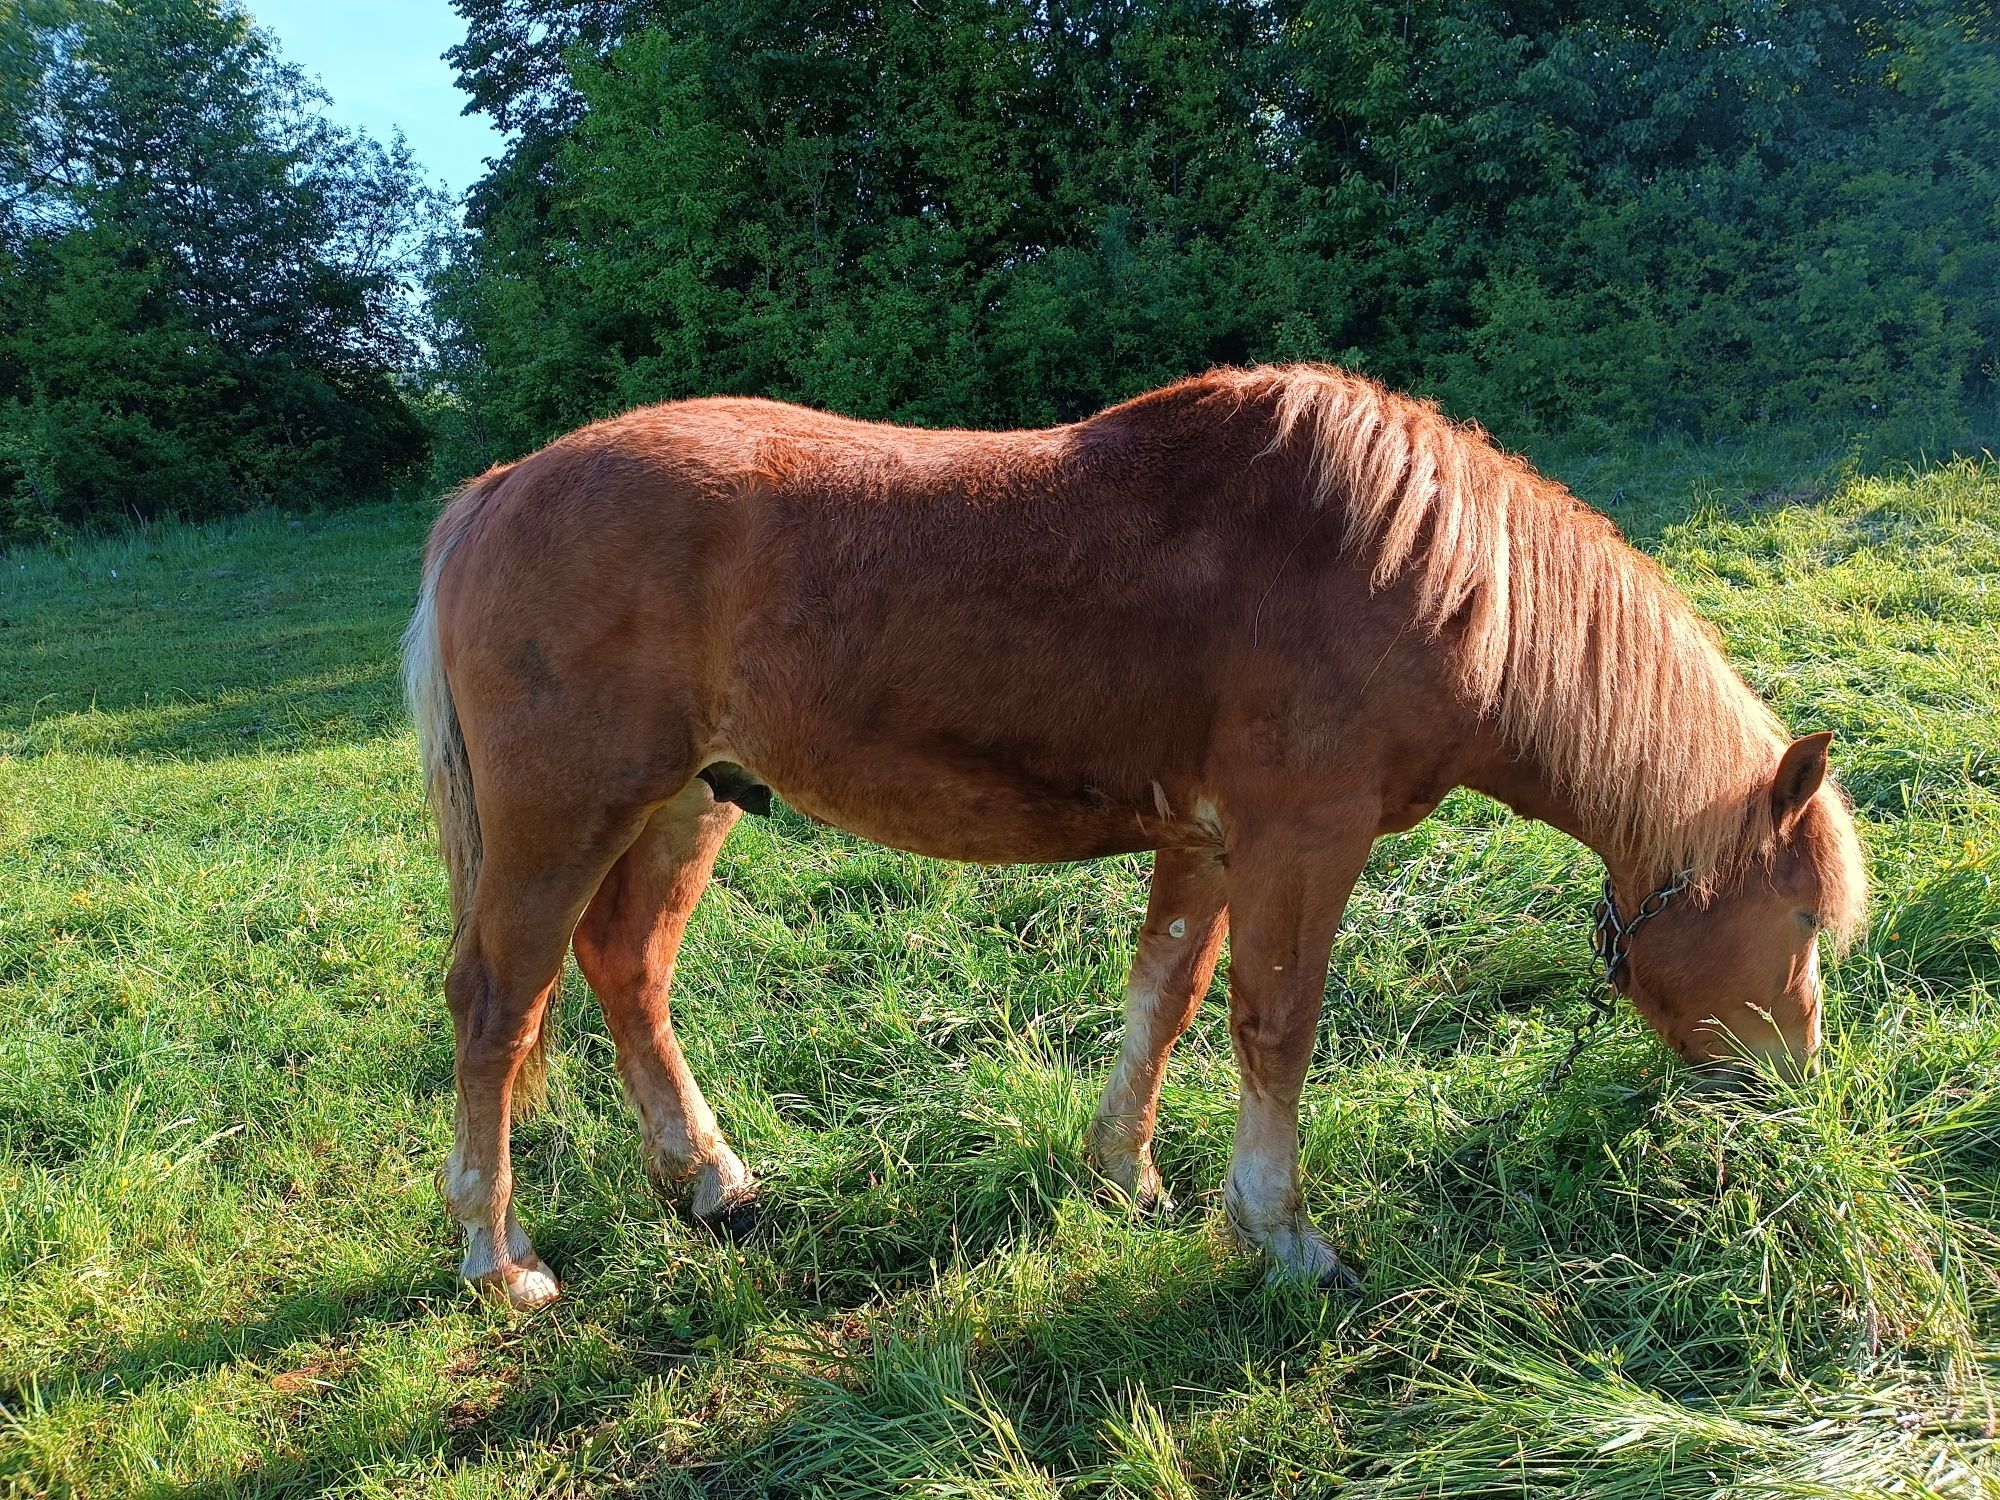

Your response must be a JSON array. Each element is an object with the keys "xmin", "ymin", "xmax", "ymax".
[{"xmin": 404, "ymin": 364, "xmax": 1866, "ymax": 1308}]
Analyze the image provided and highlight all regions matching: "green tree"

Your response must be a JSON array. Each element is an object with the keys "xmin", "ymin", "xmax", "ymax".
[{"xmin": 0, "ymin": 0, "xmax": 444, "ymax": 540}]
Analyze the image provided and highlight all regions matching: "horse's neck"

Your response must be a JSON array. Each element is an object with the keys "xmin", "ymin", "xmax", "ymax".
[
  {"xmin": 1459, "ymin": 583, "xmax": 1779, "ymax": 889},
  {"xmin": 1465, "ymin": 743, "xmax": 1675, "ymax": 892},
  {"xmin": 1467, "ymin": 751, "xmax": 1601, "ymax": 857}
]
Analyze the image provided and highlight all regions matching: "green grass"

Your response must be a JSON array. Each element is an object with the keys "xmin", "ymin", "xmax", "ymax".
[{"xmin": 2, "ymin": 441, "xmax": 1998, "ymax": 1498}]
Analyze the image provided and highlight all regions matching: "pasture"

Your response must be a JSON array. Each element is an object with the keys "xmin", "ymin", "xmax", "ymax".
[{"xmin": 2, "ymin": 440, "xmax": 1998, "ymax": 1497}]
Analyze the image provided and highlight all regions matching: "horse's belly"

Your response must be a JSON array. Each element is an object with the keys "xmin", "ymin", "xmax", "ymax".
[{"xmin": 744, "ymin": 748, "xmax": 1161, "ymax": 865}]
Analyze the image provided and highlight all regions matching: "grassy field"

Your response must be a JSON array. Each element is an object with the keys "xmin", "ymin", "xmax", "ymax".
[{"xmin": 2, "ymin": 437, "xmax": 1998, "ymax": 1498}]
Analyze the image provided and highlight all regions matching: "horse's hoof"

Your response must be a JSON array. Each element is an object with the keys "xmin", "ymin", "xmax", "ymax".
[
  {"xmin": 698, "ymin": 1195, "xmax": 762, "ymax": 1241},
  {"xmin": 1136, "ymin": 1184, "xmax": 1178, "ymax": 1218},
  {"xmin": 687, "ymin": 1152, "xmax": 756, "ymax": 1224},
  {"xmin": 1097, "ymin": 1178, "xmax": 1174, "ymax": 1216},
  {"xmin": 506, "ymin": 1262, "xmax": 563, "ymax": 1308},
  {"xmin": 1317, "ymin": 1253, "xmax": 1364, "ymax": 1291},
  {"xmin": 1088, "ymin": 1146, "xmax": 1173, "ymax": 1216},
  {"xmin": 468, "ymin": 1259, "xmax": 561, "ymax": 1311},
  {"xmin": 1263, "ymin": 1252, "xmax": 1362, "ymax": 1292},
  {"xmin": 1254, "ymin": 1224, "xmax": 1362, "ymax": 1292},
  {"xmin": 1126, "ymin": 1169, "xmax": 1177, "ymax": 1218}
]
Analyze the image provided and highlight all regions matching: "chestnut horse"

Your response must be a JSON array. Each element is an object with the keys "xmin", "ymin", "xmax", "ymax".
[{"xmin": 405, "ymin": 364, "xmax": 1866, "ymax": 1307}]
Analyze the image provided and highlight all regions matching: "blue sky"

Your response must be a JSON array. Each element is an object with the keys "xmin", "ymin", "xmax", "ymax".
[{"xmin": 245, "ymin": 0, "xmax": 504, "ymax": 200}]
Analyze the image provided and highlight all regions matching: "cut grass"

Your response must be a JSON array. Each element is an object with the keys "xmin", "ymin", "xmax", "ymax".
[{"xmin": 1, "ymin": 441, "xmax": 1997, "ymax": 1497}]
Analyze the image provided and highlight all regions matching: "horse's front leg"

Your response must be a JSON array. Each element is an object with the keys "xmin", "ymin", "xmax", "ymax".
[
  {"xmin": 1087, "ymin": 845, "xmax": 1229, "ymax": 1209},
  {"xmin": 1219, "ymin": 807, "xmax": 1371, "ymax": 1287}
]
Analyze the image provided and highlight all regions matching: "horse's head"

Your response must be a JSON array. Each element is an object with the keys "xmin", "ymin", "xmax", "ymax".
[{"xmin": 1611, "ymin": 733, "xmax": 1866, "ymax": 1075}]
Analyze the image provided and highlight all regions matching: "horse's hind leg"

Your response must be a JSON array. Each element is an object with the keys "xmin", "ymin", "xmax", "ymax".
[
  {"xmin": 444, "ymin": 844, "xmax": 623, "ymax": 1309},
  {"xmin": 571, "ymin": 779, "xmax": 757, "ymax": 1231},
  {"xmin": 1087, "ymin": 846, "xmax": 1228, "ymax": 1209}
]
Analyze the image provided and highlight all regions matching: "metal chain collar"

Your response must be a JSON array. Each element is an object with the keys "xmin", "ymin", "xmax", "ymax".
[
  {"xmin": 1591, "ymin": 868, "xmax": 1692, "ymax": 987},
  {"xmin": 1466, "ymin": 866, "xmax": 1693, "ymax": 1144}
]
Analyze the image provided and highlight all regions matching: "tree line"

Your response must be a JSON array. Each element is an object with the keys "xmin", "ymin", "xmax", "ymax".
[{"xmin": 4, "ymin": 0, "xmax": 1995, "ymax": 539}]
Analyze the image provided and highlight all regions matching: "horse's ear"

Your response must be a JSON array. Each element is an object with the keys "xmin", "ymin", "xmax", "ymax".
[{"xmin": 1771, "ymin": 731, "xmax": 1833, "ymax": 834}]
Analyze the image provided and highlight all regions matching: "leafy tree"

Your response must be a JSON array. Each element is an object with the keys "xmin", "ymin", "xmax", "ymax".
[{"xmin": 0, "ymin": 0, "xmax": 443, "ymax": 540}]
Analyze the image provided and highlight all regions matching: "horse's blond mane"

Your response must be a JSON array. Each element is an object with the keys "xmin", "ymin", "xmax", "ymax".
[{"xmin": 1221, "ymin": 364, "xmax": 1862, "ymax": 940}]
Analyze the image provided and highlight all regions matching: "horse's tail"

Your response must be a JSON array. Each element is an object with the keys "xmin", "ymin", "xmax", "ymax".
[{"xmin": 402, "ymin": 465, "xmax": 551, "ymax": 1109}]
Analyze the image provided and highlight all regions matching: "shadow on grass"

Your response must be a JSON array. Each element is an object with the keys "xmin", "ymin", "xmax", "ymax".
[
  {"xmin": 688, "ymin": 1231, "xmax": 1344, "ymax": 1493},
  {"xmin": 56, "ymin": 1106, "xmax": 1672, "ymax": 1499},
  {"xmin": 0, "ymin": 506, "xmax": 424, "ymax": 763},
  {"xmin": 0, "ymin": 646, "xmax": 407, "ymax": 763},
  {"xmin": 11, "ymin": 1262, "xmax": 459, "ymax": 1415}
]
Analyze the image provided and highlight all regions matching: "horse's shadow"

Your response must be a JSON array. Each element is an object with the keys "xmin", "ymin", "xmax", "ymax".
[{"xmin": 10, "ymin": 1262, "xmax": 459, "ymax": 1417}]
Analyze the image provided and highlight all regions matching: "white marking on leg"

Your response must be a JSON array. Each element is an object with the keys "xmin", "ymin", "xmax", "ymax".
[
  {"xmin": 1226, "ymin": 1086, "xmax": 1352, "ymax": 1286},
  {"xmin": 619, "ymin": 1046, "xmax": 756, "ymax": 1220},
  {"xmin": 1105, "ymin": 967, "xmax": 1162, "ymax": 1127},
  {"xmin": 690, "ymin": 1147, "xmax": 756, "ymax": 1220},
  {"xmin": 446, "ymin": 1156, "xmax": 503, "ymax": 1273},
  {"xmin": 1168, "ymin": 917, "xmax": 1187, "ymax": 939},
  {"xmin": 1224, "ymin": 1123, "xmax": 1294, "ymax": 1231},
  {"xmin": 626, "ymin": 1073, "xmax": 701, "ymax": 1186},
  {"xmin": 446, "ymin": 1144, "xmax": 558, "ymax": 1308},
  {"xmin": 1090, "ymin": 948, "xmax": 1172, "ymax": 1201}
]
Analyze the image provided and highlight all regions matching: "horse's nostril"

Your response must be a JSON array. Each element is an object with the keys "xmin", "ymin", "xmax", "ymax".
[
  {"xmin": 1686, "ymin": 1059, "xmax": 1755, "ymax": 1095},
  {"xmin": 1687, "ymin": 1041, "xmax": 1814, "ymax": 1091}
]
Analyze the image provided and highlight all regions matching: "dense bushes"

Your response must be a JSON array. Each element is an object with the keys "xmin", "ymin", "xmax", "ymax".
[
  {"xmin": 436, "ymin": 0, "xmax": 1997, "ymax": 471},
  {"xmin": 0, "ymin": 0, "xmax": 439, "ymax": 542}
]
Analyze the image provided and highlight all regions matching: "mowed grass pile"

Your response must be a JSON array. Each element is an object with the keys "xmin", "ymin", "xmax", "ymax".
[{"xmin": 2, "ymin": 444, "xmax": 1998, "ymax": 1498}]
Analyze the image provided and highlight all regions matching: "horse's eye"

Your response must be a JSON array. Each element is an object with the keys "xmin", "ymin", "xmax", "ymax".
[{"xmin": 1797, "ymin": 911, "xmax": 1823, "ymax": 932}]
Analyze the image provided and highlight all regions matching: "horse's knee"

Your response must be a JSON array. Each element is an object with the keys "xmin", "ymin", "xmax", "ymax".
[{"xmin": 443, "ymin": 942, "xmax": 488, "ymax": 1036}]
